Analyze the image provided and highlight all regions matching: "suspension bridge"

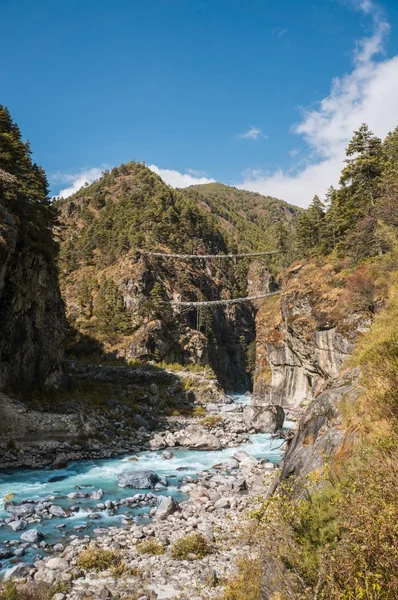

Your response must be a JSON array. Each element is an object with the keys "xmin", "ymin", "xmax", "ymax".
[
  {"xmin": 138, "ymin": 248, "xmax": 281, "ymax": 308},
  {"xmin": 138, "ymin": 250, "xmax": 279, "ymax": 261}
]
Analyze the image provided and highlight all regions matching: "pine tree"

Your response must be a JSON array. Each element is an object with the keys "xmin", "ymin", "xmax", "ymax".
[{"xmin": 338, "ymin": 124, "xmax": 383, "ymax": 234}]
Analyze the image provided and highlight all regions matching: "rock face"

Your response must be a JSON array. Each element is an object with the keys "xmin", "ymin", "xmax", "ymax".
[
  {"xmin": 253, "ymin": 263, "xmax": 370, "ymax": 411},
  {"xmin": 118, "ymin": 470, "xmax": 160, "ymax": 489},
  {"xmin": 242, "ymin": 404, "xmax": 285, "ymax": 433},
  {"xmin": 0, "ymin": 188, "xmax": 65, "ymax": 394},
  {"xmin": 280, "ymin": 368, "xmax": 361, "ymax": 483}
]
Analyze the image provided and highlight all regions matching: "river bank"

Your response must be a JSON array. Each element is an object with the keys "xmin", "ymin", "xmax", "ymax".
[{"xmin": 0, "ymin": 392, "xmax": 294, "ymax": 599}]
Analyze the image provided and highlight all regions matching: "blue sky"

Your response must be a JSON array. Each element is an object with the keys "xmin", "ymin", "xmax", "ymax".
[{"xmin": 1, "ymin": 0, "xmax": 398, "ymax": 206}]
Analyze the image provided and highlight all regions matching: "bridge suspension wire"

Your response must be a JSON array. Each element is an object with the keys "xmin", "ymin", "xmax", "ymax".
[
  {"xmin": 161, "ymin": 291, "xmax": 280, "ymax": 307},
  {"xmin": 137, "ymin": 250, "xmax": 279, "ymax": 260}
]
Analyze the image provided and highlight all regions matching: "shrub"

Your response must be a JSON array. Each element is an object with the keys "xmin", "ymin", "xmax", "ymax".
[
  {"xmin": 136, "ymin": 539, "xmax": 164, "ymax": 555},
  {"xmin": 191, "ymin": 406, "xmax": 206, "ymax": 417},
  {"xmin": 170, "ymin": 533, "xmax": 213, "ymax": 560},
  {"xmin": 221, "ymin": 558, "xmax": 262, "ymax": 600},
  {"xmin": 77, "ymin": 546, "xmax": 123, "ymax": 572},
  {"xmin": 199, "ymin": 416, "xmax": 223, "ymax": 429},
  {"xmin": 345, "ymin": 267, "xmax": 376, "ymax": 313}
]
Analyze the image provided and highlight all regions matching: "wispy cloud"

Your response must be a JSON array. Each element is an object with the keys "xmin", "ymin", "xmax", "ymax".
[
  {"xmin": 238, "ymin": 0, "xmax": 398, "ymax": 207},
  {"xmin": 272, "ymin": 27, "xmax": 288, "ymax": 38},
  {"xmin": 51, "ymin": 167, "xmax": 104, "ymax": 198},
  {"xmin": 148, "ymin": 165, "xmax": 215, "ymax": 187},
  {"xmin": 239, "ymin": 127, "xmax": 263, "ymax": 140}
]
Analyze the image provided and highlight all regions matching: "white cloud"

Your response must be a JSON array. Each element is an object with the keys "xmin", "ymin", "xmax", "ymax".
[
  {"xmin": 238, "ymin": 0, "xmax": 398, "ymax": 207},
  {"xmin": 51, "ymin": 167, "xmax": 104, "ymax": 198},
  {"xmin": 148, "ymin": 164, "xmax": 215, "ymax": 187},
  {"xmin": 239, "ymin": 127, "xmax": 262, "ymax": 140}
]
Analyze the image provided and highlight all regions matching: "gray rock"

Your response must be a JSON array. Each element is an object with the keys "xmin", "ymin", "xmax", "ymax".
[
  {"xmin": 180, "ymin": 431, "xmax": 222, "ymax": 451},
  {"xmin": 3, "ymin": 562, "xmax": 32, "ymax": 581},
  {"xmin": 214, "ymin": 498, "xmax": 231, "ymax": 509},
  {"xmin": 21, "ymin": 528, "xmax": 43, "ymax": 543},
  {"xmin": 90, "ymin": 489, "xmax": 104, "ymax": 500},
  {"xmin": 49, "ymin": 505, "xmax": 67, "ymax": 518},
  {"xmin": 50, "ymin": 454, "xmax": 68, "ymax": 470},
  {"xmin": 46, "ymin": 557, "xmax": 69, "ymax": 571},
  {"xmin": 118, "ymin": 470, "xmax": 160, "ymax": 489},
  {"xmin": 242, "ymin": 404, "xmax": 285, "ymax": 433},
  {"xmin": 8, "ymin": 519, "xmax": 27, "ymax": 531},
  {"xmin": 154, "ymin": 495, "xmax": 180, "ymax": 520},
  {"xmin": 149, "ymin": 383, "xmax": 159, "ymax": 395},
  {"xmin": 233, "ymin": 450, "xmax": 258, "ymax": 467},
  {"xmin": 5, "ymin": 502, "xmax": 36, "ymax": 517},
  {"xmin": 212, "ymin": 458, "xmax": 239, "ymax": 471},
  {"xmin": 162, "ymin": 450, "xmax": 174, "ymax": 460}
]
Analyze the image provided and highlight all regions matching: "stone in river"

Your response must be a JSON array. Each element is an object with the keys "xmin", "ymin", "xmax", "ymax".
[
  {"xmin": 117, "ymin": 470, "xmax": 160, "ymax": 489},
  {"xmin": 5, "ymin": 502, "xmax": 36, "ymax": 518},
  {"xmin": 49, "ymin": 505, "xmax": 67, "ymax": 518},
  {"xmin": 180, "ymin": 431, "xmax": 222, "ymax": 450},
  {"xmin": 20, "ymin": 528, "xmax": 43, "ymax": 543},
  {"xmin": 162, "ymin": 450, "xmax": 174, "ymax": 460},
  {"xmin": 50, "ymin": 454, "xmax": 69, "ymax": 470},
  {"xmin": 8, "ymin": 519, "xmax": 27, "ymax": 532}
]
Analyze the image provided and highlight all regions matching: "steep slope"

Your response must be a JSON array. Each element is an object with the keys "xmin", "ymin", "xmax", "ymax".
[
  {"xmin": 253, "ymin": 261, "xmax": 373, "ymax": 412},
  {"xmin": 183, "ymin": 182, "xmax": 300, "ymax": 259},
  {"xmin": 0, "ymin": 106, "xmax": 65, "ymax": 393},
  {"xmin": 57, "ymin": 163, "xmax": 275, "ymax": 390}
]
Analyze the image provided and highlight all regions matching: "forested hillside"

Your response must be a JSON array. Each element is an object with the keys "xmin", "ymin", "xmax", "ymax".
[
  {"xmin": 184, "ymin": 182, "xmax": 300, "ymax": 265},
  {"xmin": 56, "ymin": 163, "xmax": 298, "ymax": 390},
  {"xmin": 296, "ymin": 123, "xmax": 398, "ymax": 259}
]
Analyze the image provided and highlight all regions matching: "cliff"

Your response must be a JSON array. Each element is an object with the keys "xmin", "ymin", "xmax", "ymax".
[
  {"xmin": 0, "ymin": 108, "xmax": 65, "ymax": 393},
  {"xmin": 253, "ymin": 261, "xmax": 373, "ymax": 412}
]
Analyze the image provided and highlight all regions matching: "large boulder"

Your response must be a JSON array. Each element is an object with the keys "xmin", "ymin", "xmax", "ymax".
[
  {"xmin": 242, "ymin": 404, "xmax": 285, "ymax": 433},
  {"xmin": 5, "ymin": 502, "xmax": 36, "ymax": 518},
  {"xmin": 8, "ymin": 519, "xmax": 27, "ymax": 532},
  {"xmin": 118, "ymin": 470, "xmax": 160, "ymax": 489},
  {"xmin": 50, "ymin": 454, "xmax": 68, "ymax": 470},
  {"xmin": 3, "ymin": 563, "xmax": 33, "ymax": 581},
  {"xmin": 49, "ymin": 505, "xmax": 67, "ymax": 518},
  {"xmin": 154, "ymin": 495, "xmax": 180, "ymax": 520},
  {"xmin": 233, "ymin": 450, "xmax": 258, "ymax": 468},
  {"xmin": 20, "ymin": 528, "xmax": 43, "ymax": 543},
  {"xmin": 180, "ymin": 431, "xmax": 221, "ymax": 450}
]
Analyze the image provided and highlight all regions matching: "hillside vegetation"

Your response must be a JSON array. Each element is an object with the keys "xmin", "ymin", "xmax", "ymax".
[
  {"xmin": 184, "ymin": 182, "xmax": 300, "ymax": 265},
  {"xmin": 221, "ymin": 123, "xmax": 398, "ymax": 599},
  {"xmin": 55, "ymin": 163, "xmax": 298, "ymax": 389}
]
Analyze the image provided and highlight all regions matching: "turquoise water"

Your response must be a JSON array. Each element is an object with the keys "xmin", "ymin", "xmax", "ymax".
[{"xmin": 0, "ymin": 395, "xmax": 287, "ymax": 573}]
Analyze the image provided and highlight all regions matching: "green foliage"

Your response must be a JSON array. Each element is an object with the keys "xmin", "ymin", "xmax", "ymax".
[
  {"xmin": 136, "ymin": 539, "xmax": 165, "ymax": 555},
  {"xmin": 298, "ymin": 123, "xmax": 398, "ymax": 262},
  {"xmin": 183, "ymin": 182, "xmax": 300, "ymax": 258},
  {"xmin": 220, "ymin": 557, "xmax": 262, "ymax": 600},
  {"xmin": 0, "ymin": 105, "xmax": 57, "ymax": 256},
  {"xmin": 95, "ymin": 275, "xmax": 132, "ymax": 334},
  {"xmin": 170, "ymin": 533, "xmax": 213, "ymax": 560},
  {"xmin": 77, "ymin": 546, "xmax": 124, "ymax": 573},
  {"xmin": 199, "ymin": 415, "xmax": 223, "ymax": 428},
  {"xmin": 57, "ymin": 162, "xmax": 228, "ymax": 273}
]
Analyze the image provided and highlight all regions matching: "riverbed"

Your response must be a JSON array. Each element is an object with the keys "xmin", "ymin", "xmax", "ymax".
[{"xmin": 0, "ymin": 394, "xmax": 289, "ymax": 575}]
